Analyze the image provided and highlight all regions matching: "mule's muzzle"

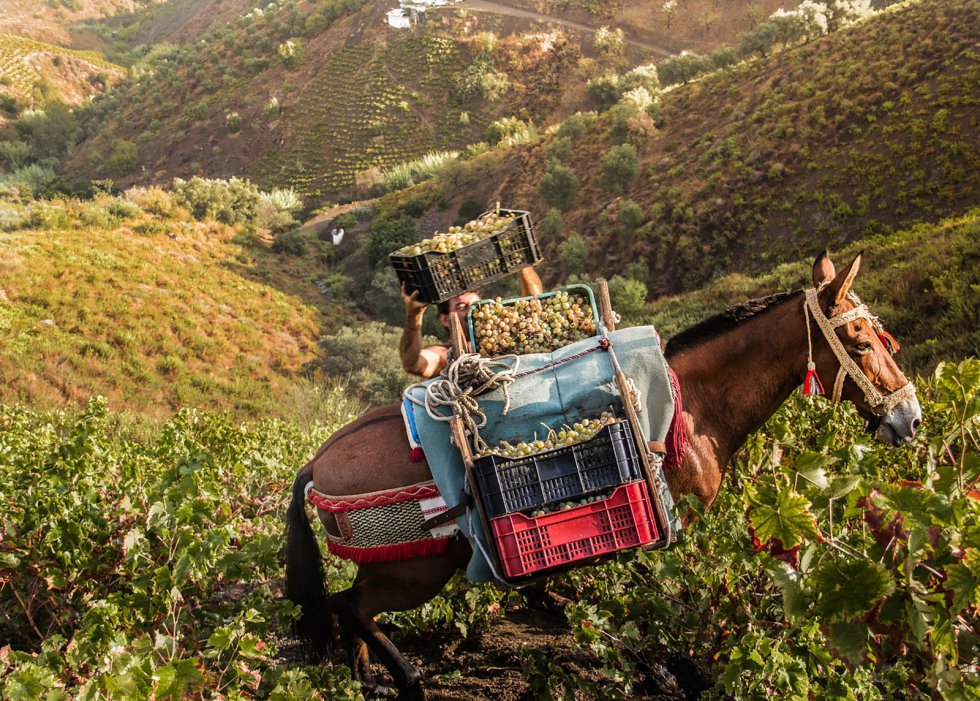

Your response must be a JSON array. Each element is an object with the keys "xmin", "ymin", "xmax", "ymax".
[{"xmin": 875, "ymin": 395, "xmax": 922, "ymax": 447}]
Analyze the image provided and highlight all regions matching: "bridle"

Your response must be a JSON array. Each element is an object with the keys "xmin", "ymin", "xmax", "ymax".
[{"xmin": 803, "ymin": 288, "xmax": 916, "ymax": 414}]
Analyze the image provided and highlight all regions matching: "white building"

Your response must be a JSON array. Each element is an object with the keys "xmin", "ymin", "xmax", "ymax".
[{"xmin": 386, "ymin": 8, "xmax": 412, "ymax": 29}]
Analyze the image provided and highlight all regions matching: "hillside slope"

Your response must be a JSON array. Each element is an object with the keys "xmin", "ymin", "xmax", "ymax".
[
  {"xmin": 0, "ymin": 192, "xmax": 353, "ymax": 418},
  {"xmin": 65, "ymin": 1, "xmax": 613, "ymax": 199},
  {"xmin": 402, "ymin": 0, "xmax": 978, "ymax": 294},
  {"xmin": 0, "ymin": 33, "xmax": 124, "ymax": 110}
]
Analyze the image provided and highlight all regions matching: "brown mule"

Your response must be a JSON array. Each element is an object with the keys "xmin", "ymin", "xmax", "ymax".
[{"xmin": 285, "ymin": 252, "xmax": 921, "ymax": 699}]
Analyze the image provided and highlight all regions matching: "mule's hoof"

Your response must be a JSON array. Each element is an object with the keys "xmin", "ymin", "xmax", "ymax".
[
  {"xmin": 362, "ymin": 682, "xmax": 395, "ymax": 698},
  {"xmin": 396, "ymin": 682, "xmax": 425, "ymax": 701}
]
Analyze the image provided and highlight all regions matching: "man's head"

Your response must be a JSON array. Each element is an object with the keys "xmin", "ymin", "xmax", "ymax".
[{"xmin": 438, "ymin": 291, "xmax": 480, "ymax": 331}]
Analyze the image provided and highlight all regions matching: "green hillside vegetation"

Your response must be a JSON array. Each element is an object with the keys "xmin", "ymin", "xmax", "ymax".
[
  {"xmin": 640, "ymin": 208, "xmax": 980, "ymax": 372},
  {"xmin": 383, "ymin": 0, "xmax": 977, "ymax": 297},
  {"xmin": 0, "ymin": 181, "xmax": 363, "ymax": 419},
  {"xmin": 64, "ymin": 0, "xmax": 591, "ymax": 199},
  {"xmin": 0, "ymin": 33, "xmax": 124, "ymax": 110}
]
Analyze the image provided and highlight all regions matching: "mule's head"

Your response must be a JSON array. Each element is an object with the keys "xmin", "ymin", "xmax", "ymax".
[{"xmin": 810, "ymin": 252, "xmax": 921, "ymax": 446}]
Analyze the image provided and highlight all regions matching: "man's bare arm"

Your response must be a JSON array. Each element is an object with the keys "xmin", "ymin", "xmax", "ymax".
[
  {"xmin": 399, "ymin": 284, "xmax": 448, "ymax": 378},
  {"xmin": 519, "ymin": 266, "xmax": 543, "ymax": 297}
]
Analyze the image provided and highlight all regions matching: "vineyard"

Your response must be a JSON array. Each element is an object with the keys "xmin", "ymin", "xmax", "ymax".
[
  {"xmin": 0, "ymin": 32, "xmax": 122, "ymax": 104},
  {"xmin": 1, "ymin": 359, "xmax": 976, "ymax": 698},
  {"xmin": 248, "ymin": 36, "xmax": 485, "ymax": 197}
]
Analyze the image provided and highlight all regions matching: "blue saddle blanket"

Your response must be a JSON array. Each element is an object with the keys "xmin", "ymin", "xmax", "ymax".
[{"xmin": 403, "ymin": 325, "xmax": 676, "ymax": 582}]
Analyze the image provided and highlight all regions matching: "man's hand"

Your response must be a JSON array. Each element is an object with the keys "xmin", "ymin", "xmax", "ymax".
[{"xmin": 402, "ymin": 283, "xmax": 428, "ymax": 318}]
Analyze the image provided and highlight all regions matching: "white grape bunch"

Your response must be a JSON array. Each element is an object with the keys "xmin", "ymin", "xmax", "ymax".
[
  {"xmin": 477, "ymin": 411, "xmax": 619, "ymax": 461},
  {"xmin": 394, "ymin": 211, "xmax": 517, "ymax": 256},
  {"xmin": 471, "ymin": 290, "xmax": 597, "ymax": 356}
]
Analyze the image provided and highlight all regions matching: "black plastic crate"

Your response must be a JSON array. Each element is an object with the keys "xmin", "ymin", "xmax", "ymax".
[
  {"xmin": 389, "ymin": 208, "xmax": 541, "ymax": 304},
  {"xmin": 473, "ymin": 421, "xmax": 642, "ymax": 519}
]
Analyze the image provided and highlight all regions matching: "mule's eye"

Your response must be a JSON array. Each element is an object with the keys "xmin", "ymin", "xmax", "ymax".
[{"xmin": 854, "ymin": 341, "xmax": 873, "ymax": 354}]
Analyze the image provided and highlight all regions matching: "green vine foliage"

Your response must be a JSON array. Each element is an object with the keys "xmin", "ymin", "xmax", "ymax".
[
  {"xmin": 549, "ymin": 359, "xmax": 979, "ymax": 699},
  {"xmin": 0, "ymin": 400, "xmax": 362, "ymax": 699},
  {"xmin": 0, "ymin": 360, "xmax": 976, "ymax": 698}
]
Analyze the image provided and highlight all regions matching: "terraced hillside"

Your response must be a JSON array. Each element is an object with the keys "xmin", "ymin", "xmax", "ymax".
[
  {"xmin": 66, "ymin": 0, "xmax": 587, "ymax": 199},
  {"xmin": 395, "ymin": 0, "xmax": 979, "ymax": 295},
  {"xmin": 0, "ymin": 33, "xmax": 124, "ymax": 107}
]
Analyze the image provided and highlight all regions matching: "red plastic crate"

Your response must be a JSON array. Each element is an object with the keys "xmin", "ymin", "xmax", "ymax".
[{"xmin": 490, "ymin": 481, "xmax": 658, "ymax": 579}]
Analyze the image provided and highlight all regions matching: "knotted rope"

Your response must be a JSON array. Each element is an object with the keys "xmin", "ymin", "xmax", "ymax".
[{"xmin": 423, "ymin": 353, "xmax": 518, "ymax": 454}]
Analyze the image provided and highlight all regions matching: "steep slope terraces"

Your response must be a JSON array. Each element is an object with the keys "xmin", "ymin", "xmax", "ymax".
[
  {"xmin": 0, "ymin": 33, "xmax": 124, "ymax": 108},
  {"xmin": 417, "ymin": 0, "xmax": 978, "ymax": 294},
  {"xmin": 67, "ymin": 1, "xmax": 586, "ymax": 198}
]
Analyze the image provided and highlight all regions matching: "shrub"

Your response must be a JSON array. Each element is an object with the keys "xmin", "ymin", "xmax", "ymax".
[
  {"xmin": 0, "ymin": 164, "xmax": 61, "ymax": 197},
  {"xmin": 265, "ymin": 96, "xmax": 282, "ymax": 117},
  {"xmin": 456, "ymin": 56, "xmax": 511, "ymax": 102},
  {"xmin": 587, "ymin": 74, "xmax": 623, "ymax": 111},
  {"xmin": 600, "ymin": 144, "xmax": 639, "ymax": 194},
  {"xmin": 172, "ymin": 176, "xmax": 260, "ymax": 226},
  {"xmin": 539, "ymin": 163, "xmax": 579, "ymax": 210},
  {"xmin": 593, "ymin": 26, "xmax": 624, "ymax": 56},
  {"xmin": 316, "ymin": 322, "xmax": 419, "ymax": 405},
  {"xmin": 0, "ymin": 141, "xmax": 32, "ymax": 169},
  {"xmin": 105, "ymin": 197, "xmax": 144, "ymax": 219},
  {"xmin": 558, "ymin": 232, "xmax": 588, "ymax": 276},
  {"xmin": 256, "ymin": 188, "xmax": 303, "ymax": 232},
  {"xmin": 485, "ymin": 117, "xmax": 530, "ymax": 146},
  {"xmin": 545, "ymin": 136, "xmax": 573, "ymax": 164},
  {"xmin": 658, "ymin": 51, "xmax": 712, "ymax": 86},
  {"xmin": 277, "ymin": 39, "xmax": 301, "ymax": 68},
  {"xmin": 608, "ymin": 275, "xmax": 647, "ymax": 315},
  {"xmin": 333, "ymin": 212, "xmax": 358, "ymax": 230},
  {"xmin": 225, "ymin": 112, "xmax": 243, "ymax": 133},
  {"xmin": 320, "ymin": 272, "xmax": 354, "ymax": 299},
  {"xmin": 26, "ymin": 201, "xmax": 71, "ymax": 230},
  {"xmin": 557, "ymin": 112, "xmax": 597, "ymax": 140},
  {"xmin": 368, "ymin": 215, "xmax": 417, "ymax": 267},
  {"xmin": 106, "ymin": 140, "xmax": 138, "ymax": 177},
  {"xmin": 618, "ymin": 200, "xmax": 644, "ymax": 237},
  {"xmin": 124, "ymin": 186, "xmax": 177, "ymax": 216},
  {"xmin": 538, "ymin": 208, "xmax": 563, "ymax": 238},
  {"xmin": 381, "ymin": 151, "xmax": 459, "ymax": 192},
  {"xmin": 271, "ymin": 229, "xmax": 308, "ymax": 255},
  {"xmin": 455, "ymin": 199, "xmax": 483, "ymax": 226}
]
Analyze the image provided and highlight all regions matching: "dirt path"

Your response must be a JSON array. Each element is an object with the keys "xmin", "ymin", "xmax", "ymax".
[
  {"xmin": 455, "ymin": 0, "xmax": 674, "ymax": 57},
  {"xmin": 278, "ymin": 600, "xmax": 703, "ymax": 699}
]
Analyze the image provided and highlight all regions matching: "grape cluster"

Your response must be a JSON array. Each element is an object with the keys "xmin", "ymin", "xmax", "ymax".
[
  {"xmin": 529, "ymin": 492, "xmax": 608, "ymax": 518},
  {"xmin": 471, "ymin": 290, "xmax": 596, "ymax": 356},
  {"xmin": 478, "ymin": 411, "xmax": 618, "ymax": 460},
  {"xmin": 395, "ymin": 212, "xmax": 517, "ymax": 256}
]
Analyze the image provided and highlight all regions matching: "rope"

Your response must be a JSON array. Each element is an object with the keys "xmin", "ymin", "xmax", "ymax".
[
  {"xmin": 423, "ymin": 353, "xmax": 518, "ymax": 453},
  {"xmin": 804, "ymin": 288, "xmax": 915, "ymax": 413}
]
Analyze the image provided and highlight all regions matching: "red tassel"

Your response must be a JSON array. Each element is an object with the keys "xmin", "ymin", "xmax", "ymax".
[
  {"xmin": 410, "ymin": 447, "xmax": 425, "ymax": 462},
  {"xmin": 877, "ymin": 330, "xmax": 899, "ymax": 354},
  {"xmin": 803, "ymin": 361, "xmax": 824, "ymax": 397}
]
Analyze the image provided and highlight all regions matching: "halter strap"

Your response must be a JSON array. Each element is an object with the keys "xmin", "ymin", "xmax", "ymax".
[{"xmin": 803, "ymin": 288, "xmax": 915, "ymax": 413}]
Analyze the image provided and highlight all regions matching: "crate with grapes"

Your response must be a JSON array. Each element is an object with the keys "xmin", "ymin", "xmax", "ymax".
[
  {"xmin": 389, "ymin": 207, "xmax": 540, "ymax": 304},
  {"xmin": 467, "ymin": 286, "xmax": 598, "ymax": 357},
  {"xmin": 472, "ymin": 411, "xmax": 644, "ymax": 519}
]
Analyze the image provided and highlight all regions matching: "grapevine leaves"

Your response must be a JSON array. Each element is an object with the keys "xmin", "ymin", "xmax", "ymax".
[
  {"xmin": 812, "ymin": 558, "xmax": 895, "ymax": 621},
  {"xmin": 745, "ymin": 483, "xmax": 820, "ymax": 550}
]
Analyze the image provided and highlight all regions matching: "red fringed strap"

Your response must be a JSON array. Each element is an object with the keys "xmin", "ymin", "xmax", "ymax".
[
  {"xmin": 664, "ymin": 367, "xmax": 687, "ymax": 472},
  {"xmin": 326, "ymin": 537, "xmax": 450, "ymax": 564}
]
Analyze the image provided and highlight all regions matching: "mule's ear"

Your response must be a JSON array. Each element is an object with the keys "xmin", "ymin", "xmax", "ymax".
[
  {"xmin": 822, "ymin": 252, "xmax": 863, "ymax": 307},
  {"xmin": 812, "ymin": 250, "xmax": 835, "ymax": 288}
]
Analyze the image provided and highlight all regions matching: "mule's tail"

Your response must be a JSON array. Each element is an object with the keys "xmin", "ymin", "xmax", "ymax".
[{"xmin": 285, "ymin": 462, "xmax": 334, "ymax": 658}]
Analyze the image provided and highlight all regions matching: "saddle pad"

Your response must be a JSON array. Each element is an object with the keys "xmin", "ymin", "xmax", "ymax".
[
  {"xmin": 404, "ymin": 325, "xmax": 676, "ymax": 581},
  {"xmin": 308, "ymin": 481, "xmax": 458, "ymax": 563}
]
